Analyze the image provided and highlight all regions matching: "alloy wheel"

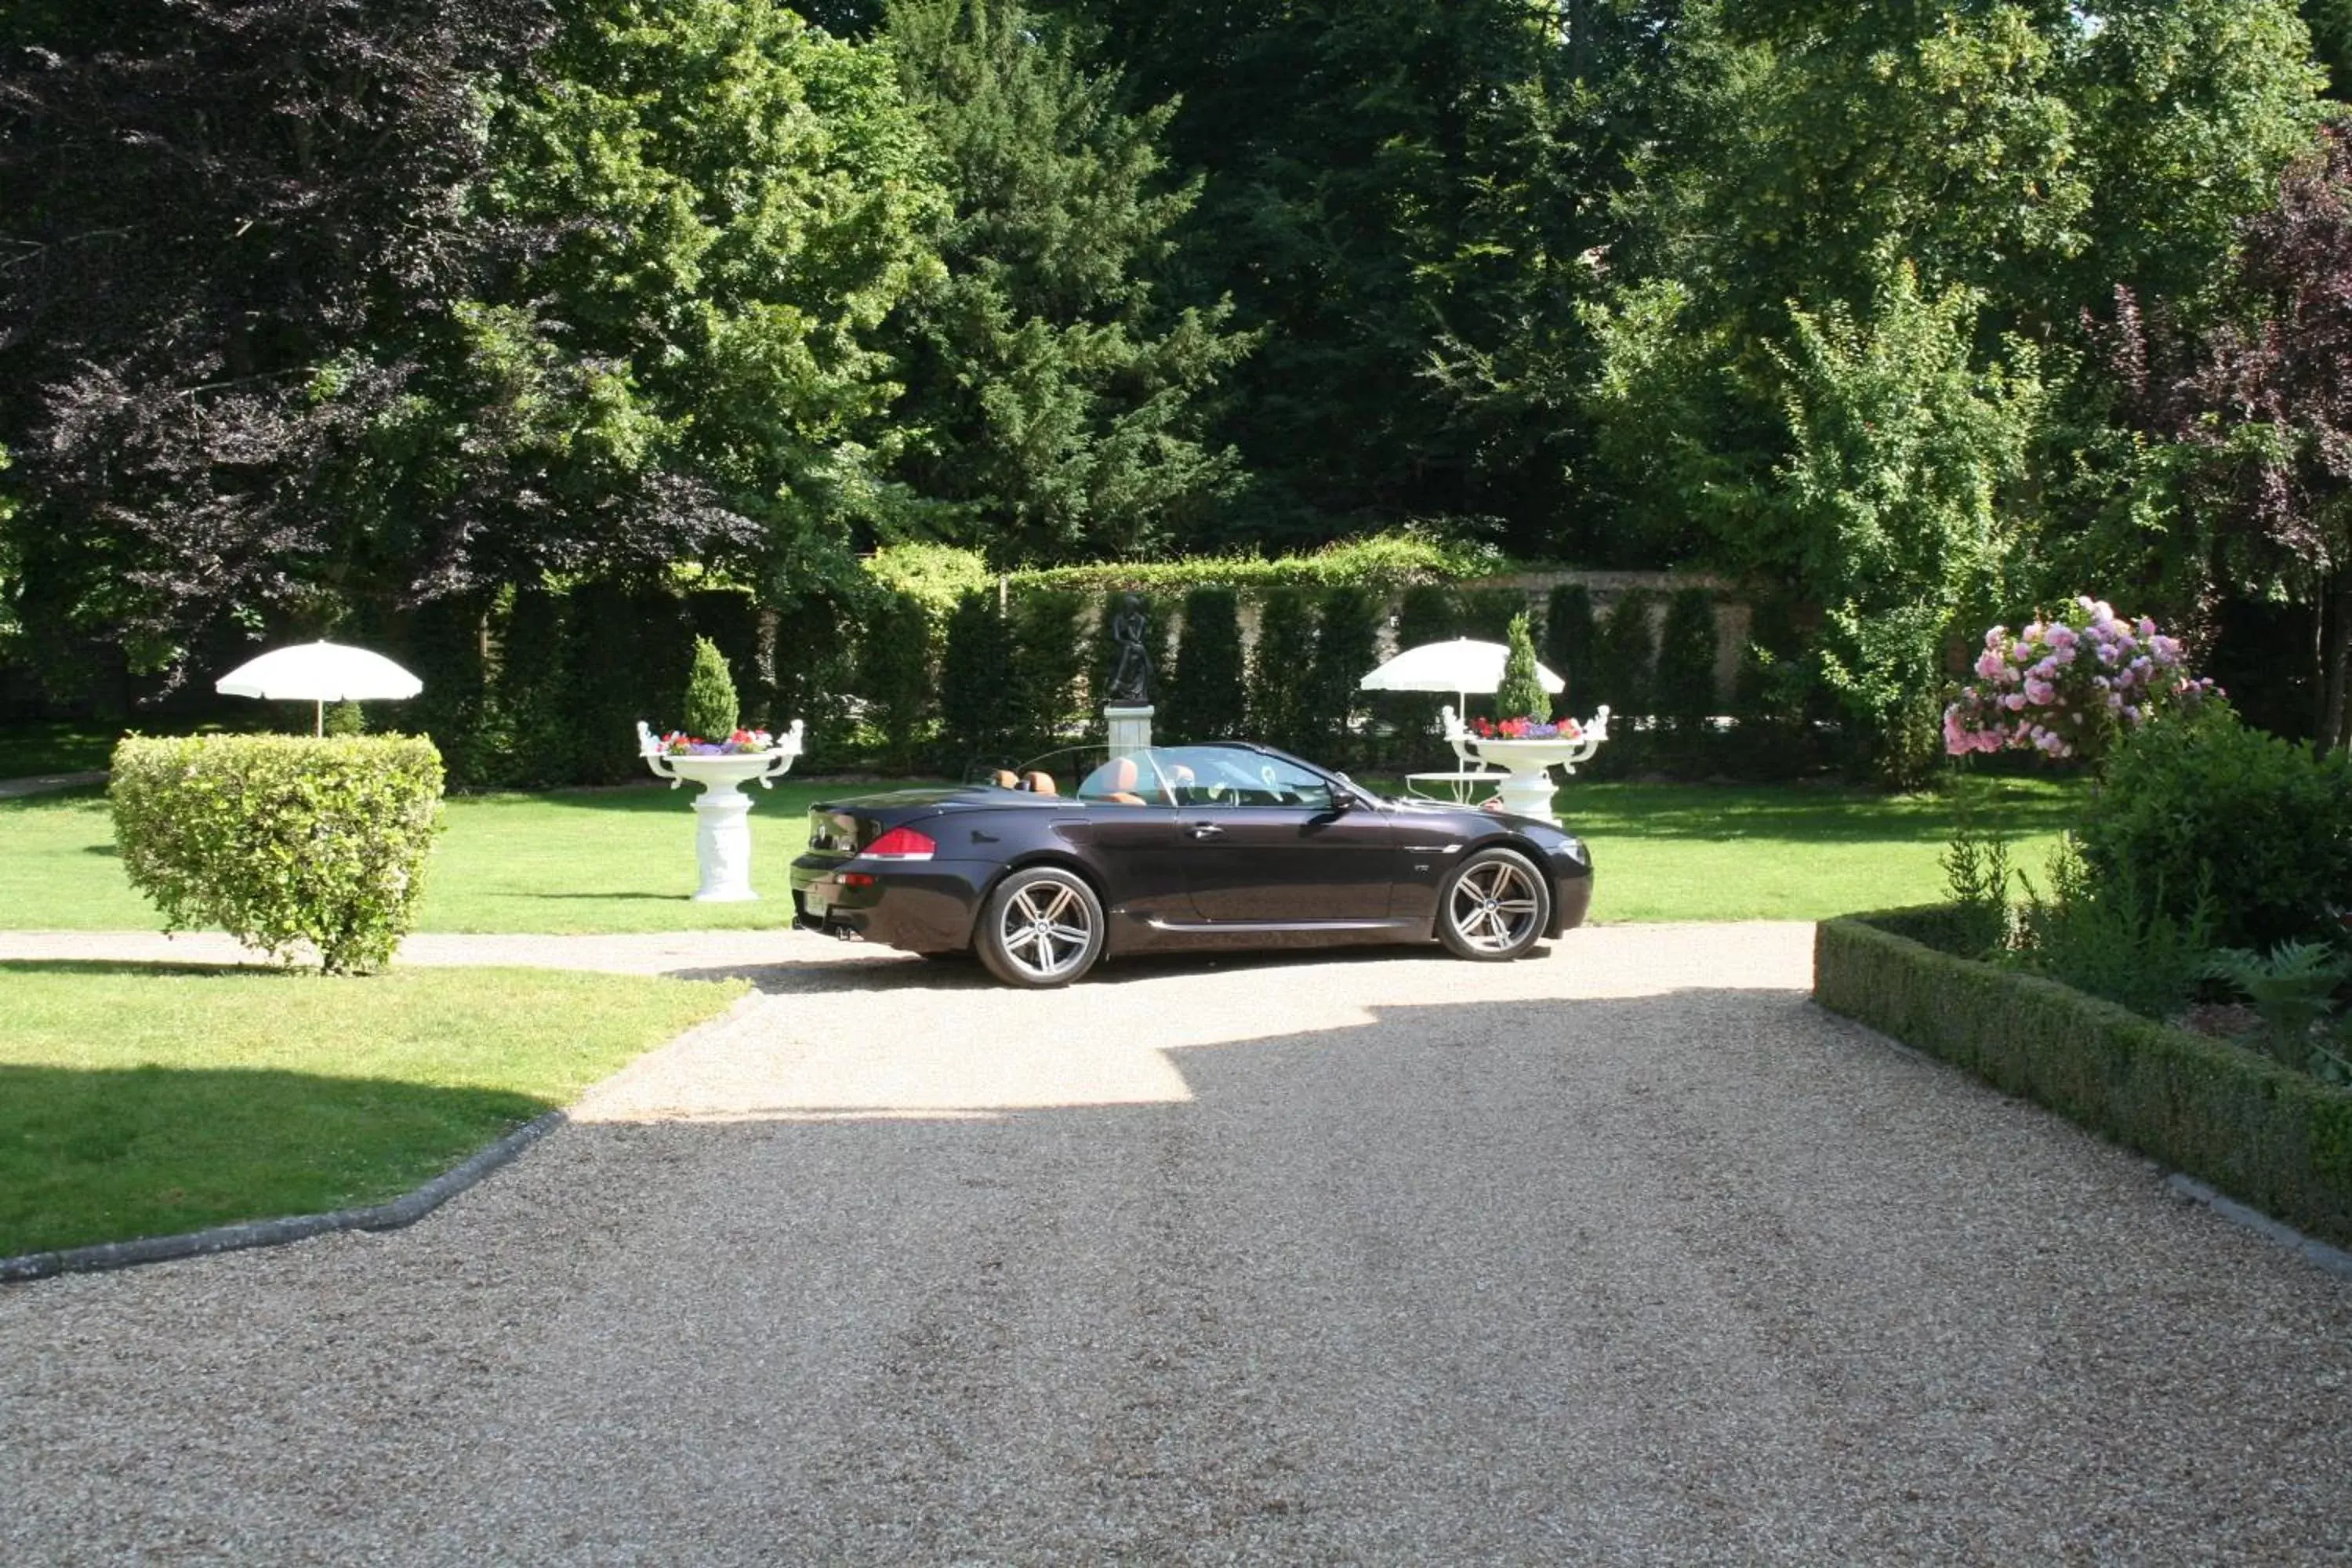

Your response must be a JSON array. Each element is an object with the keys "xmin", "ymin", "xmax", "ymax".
[
  {"xmin": 1446, "ymin": 856, "xmax": 1543, "ymax": 955},
  {"xmin": 995, "ymin": 877, "xmax": 1097, "ymax": 982}
]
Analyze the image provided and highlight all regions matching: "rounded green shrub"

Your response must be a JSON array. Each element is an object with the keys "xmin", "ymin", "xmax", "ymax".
[
  {"xmin": 1011, "ymin": 591, "xmax": 1088, "ymax": 750},
  {"xmin": 2076, "ymin": 706, "xmax": 2352, "ymax": 952},
  {"xmin": 110, "ymin": 735, "xmax": 446, "ymax": 974}
]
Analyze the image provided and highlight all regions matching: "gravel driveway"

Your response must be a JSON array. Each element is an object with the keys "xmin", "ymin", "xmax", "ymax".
[{"xmin": 7, "ymin": 923, "xmax": 2352, "ymax": 1565}]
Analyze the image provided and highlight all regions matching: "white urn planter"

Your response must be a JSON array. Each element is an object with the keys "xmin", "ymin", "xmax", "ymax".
[
  {"xmin": 637, "ymin": 720, "xmax": 805, "ymax": 902},
  {"xmin": 1461, "ymin": 710, "xmax": 1610, "ymax": 826}
]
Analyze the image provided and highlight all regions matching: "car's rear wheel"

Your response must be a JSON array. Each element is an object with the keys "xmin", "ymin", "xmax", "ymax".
[
  {"xmin": 1437, "ymin": 848, "xmax": 1549, "ymax": 961},
  {"xmin": 976, "ymin": 866, "xmax": 1105, "ymax": 988}
]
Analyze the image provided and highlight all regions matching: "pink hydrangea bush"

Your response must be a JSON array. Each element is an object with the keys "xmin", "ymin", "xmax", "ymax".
[{"xmin": 1944, "ymin": 597, "xmax": 2220, "ymax": 760}]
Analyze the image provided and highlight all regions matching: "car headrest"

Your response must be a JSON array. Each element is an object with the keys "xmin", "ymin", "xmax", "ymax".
[
  {"xmin": 1023, "ymin": 770, "xmax": 1056, "ymax": 795},
  {"xmin": 1078, "ymin": 756, "xmax": 1146, "ymax": 800}
]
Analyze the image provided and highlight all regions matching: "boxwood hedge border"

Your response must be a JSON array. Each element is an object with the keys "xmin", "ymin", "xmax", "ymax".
[{"xmin": 1815, "ymin": 906, "xmax": 2352, "ymax": 1252}]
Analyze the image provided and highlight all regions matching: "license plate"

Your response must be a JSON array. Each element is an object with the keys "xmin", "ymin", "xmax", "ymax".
[{"xmin": 804, "ymin": 889, "xmax": 829, "ymax": 918}]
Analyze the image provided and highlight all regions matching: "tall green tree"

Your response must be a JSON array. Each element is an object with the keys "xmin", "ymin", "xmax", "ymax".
[
  {"xmin": 1766, "ymin": 262, "xmax": 2043, "ymax": 786},
  {"xmin": 443, "ymin": 0, "xmax": 948, "ymax": 602},
  {"xmin": 878, "ymin": 0, "xmax": 1250, "ymax": 564},
  {"xmin": 1046, "ymin": 0, "xmax": 1675, "ymax": 555},
  {"xmin": 1582, "ymin": 0, "xmax": 2323, "ymax": 769}
]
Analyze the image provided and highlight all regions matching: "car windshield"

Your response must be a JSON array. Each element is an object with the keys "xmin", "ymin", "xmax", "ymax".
[{"xmin": 970, "ymin": 742, "xmax": 1356, "ymax": 811}]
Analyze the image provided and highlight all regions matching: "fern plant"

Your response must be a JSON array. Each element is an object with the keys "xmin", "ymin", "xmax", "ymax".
[{"xmin": 2202, "ymin": 941, "xmax": 2351, "ymax": 1069}]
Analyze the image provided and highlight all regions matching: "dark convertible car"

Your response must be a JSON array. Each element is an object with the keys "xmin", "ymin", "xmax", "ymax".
[{"xmin": 790, "ymin": 741, "xmax": 1593, "ymax": 987}]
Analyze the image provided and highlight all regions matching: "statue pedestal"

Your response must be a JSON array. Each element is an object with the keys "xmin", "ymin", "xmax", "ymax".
[{"xmin": 1106, "ymin": 704, "xmax": 1155, "ymax": 753}]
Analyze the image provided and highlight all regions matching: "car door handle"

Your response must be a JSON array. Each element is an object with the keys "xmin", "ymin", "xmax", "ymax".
[{"xmin": 1187, "ymin": 822, "xmax": 1225, "ymax": 839}]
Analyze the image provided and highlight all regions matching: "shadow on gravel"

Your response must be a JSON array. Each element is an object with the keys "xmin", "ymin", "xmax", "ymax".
[
  {"xmin": 514, "ymin": 989, "xmax": 2352, "ymax": 1563},
  {"xmin": 17, "ymin": 987, "xmax": 2352, "ymax": 1566},
  {"xmin": 662, "ymin": 941, "xmax": 1474, "ymax": 995}
]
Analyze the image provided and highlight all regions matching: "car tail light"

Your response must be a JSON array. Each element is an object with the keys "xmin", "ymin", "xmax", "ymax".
[{"xmin": 861, "ymin": 826, "xmax": 937, "ymax": 862}]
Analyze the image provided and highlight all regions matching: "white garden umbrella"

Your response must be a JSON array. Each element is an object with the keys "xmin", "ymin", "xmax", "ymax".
[
  {"xmin": 1358, "ymin": 637, "xmax": 1563, "ymax": 716},
  {"xmin": 215, "ymin": 641, "xmax": 423, "ymax": 735}
]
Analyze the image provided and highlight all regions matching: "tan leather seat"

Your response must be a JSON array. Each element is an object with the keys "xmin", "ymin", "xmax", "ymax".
[
  {"xmin": 1022, "ymin": 770, "xmax": 1056, "ymax": 796},
  {"xmin": 1081, "ymin": 756, "xmax": 1149, "ymax": 804}
]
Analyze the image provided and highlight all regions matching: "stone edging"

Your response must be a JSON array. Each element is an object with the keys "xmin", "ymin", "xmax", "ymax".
[
  {"xmin": 1817, "ymin": 909, "xmax": 2352, "ymax": 1276},
  {"xmin": 2165, "ymin": 1174, "xmax": 2352, "ymax": 1280},
  {"xmin": 0, "ymin": 1109, "xmax": 568, "ymax": 1285}
]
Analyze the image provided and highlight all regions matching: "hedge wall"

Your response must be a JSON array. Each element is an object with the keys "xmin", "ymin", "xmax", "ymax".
[
  {"xmin": 1815, "ymin": 908, "xmax": 2352, "ymax": 1250},
  {"xmin": 342, "ymin": 557, "xmax": 1766, "ymax": 786}
]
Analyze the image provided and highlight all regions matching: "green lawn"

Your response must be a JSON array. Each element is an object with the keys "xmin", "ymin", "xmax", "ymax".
[
  {"xmin": 1, "ymin": 961, "xmax": 746, "ymax": 1258},
  {"xmin": 0, "ymin": 778, "xmax": 933, "ymax": 933},
  {"xmin": 1, "ymin": 771, "xmax": 2079, "ymax": 932},
  {"xmin": 0, "ymin": 771, "xmax": 2078, "ymax": 1260},
  {"xmin": 1560, "ymin": 776, "xmax": 2078, "ymax": 923}
]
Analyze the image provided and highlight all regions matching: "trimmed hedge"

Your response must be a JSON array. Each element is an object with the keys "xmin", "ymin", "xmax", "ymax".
[
  {"xmin": 1249, "ymin": 585, "xmax": 1317, "ymax": 754},
  {"xmin": 1815, "ymin": 907, "xmax": 2352, "ymax": 1250},
  {"xmin": 1544, "ymin": 583, "xmax": 1595, "ymax": 710},
  {"xmin": 1007, "ymin": 529, "xmax": 1502, "ymax": 595},
  {"xmin": 940, "ymin": 590, "xmax": 1018, "ymax": 764},
  {"xmin": 111, "ymin": 734, "xmax": 445, "ymax": 974},
  {"xmin": 1165, "ymin": 586, "xmax": 1244, "ymax": 742}
]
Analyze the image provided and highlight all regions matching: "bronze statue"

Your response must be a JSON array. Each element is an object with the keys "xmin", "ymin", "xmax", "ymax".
[{"xmin": 1106, "ymin": 593, "xmax": 1153, "ymax": 706}]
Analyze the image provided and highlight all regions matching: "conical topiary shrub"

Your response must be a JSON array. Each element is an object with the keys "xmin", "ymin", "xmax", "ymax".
[
  {"xmin": 1496, "ymin": 612, "xmax": 1551, "ymax": 722},
  {"xmin": 682, "ymin": 634, "xmax": 739, "ymax": 739}
]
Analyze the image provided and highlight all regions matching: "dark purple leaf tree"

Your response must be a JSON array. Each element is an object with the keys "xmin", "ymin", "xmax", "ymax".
[
  {"xmin": 0, "ymin": 0, "xmax": 552, "ymax": 689},
  {"xmin": 2097, "ymin": 124, "xmax": 2352, "ymax": 750}
]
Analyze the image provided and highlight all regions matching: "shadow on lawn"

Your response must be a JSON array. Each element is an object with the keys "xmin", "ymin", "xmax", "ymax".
[{"xmin": 0, "ymin": 1058, "xmax": 549, "ymax": 1260}]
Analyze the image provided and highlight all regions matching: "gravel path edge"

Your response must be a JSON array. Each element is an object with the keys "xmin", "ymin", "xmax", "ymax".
[
  {"xmin": 0, "ymin": 1109, "xmax": 568, "ymax": 1285},
  {"xmin": 2165, "ymin": 1171, "xmax": 2352, "ymax": 1280}
]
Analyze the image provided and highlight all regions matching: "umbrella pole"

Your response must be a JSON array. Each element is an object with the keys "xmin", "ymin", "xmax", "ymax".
[{"xmin": 314, "ymin": 699, "xmax": 324, "ymax": 738}]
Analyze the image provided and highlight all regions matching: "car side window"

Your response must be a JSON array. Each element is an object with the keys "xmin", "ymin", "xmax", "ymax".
[{"xmin": 1221, "ymin": 755, "xmax": 1334, "ymax": 811}]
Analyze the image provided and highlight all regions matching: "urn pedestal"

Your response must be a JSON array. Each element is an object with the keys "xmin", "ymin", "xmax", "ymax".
[
  {"xmin": 1105, "ymin": 704, "xmax": 1155, "ymax": 754},
  {"xmin": 638, "ymin": 720, "xmax": 805, "ymax": 901}
]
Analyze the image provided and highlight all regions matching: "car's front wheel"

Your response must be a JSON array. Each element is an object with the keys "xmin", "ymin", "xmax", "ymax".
[
  {"xmin": 976, "ymin": 866, "xmax": 1105, "ymax": 988},
  {"xmin": 1436, "ymin": 848, "xmax": 1550, "ymax": 961}
]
